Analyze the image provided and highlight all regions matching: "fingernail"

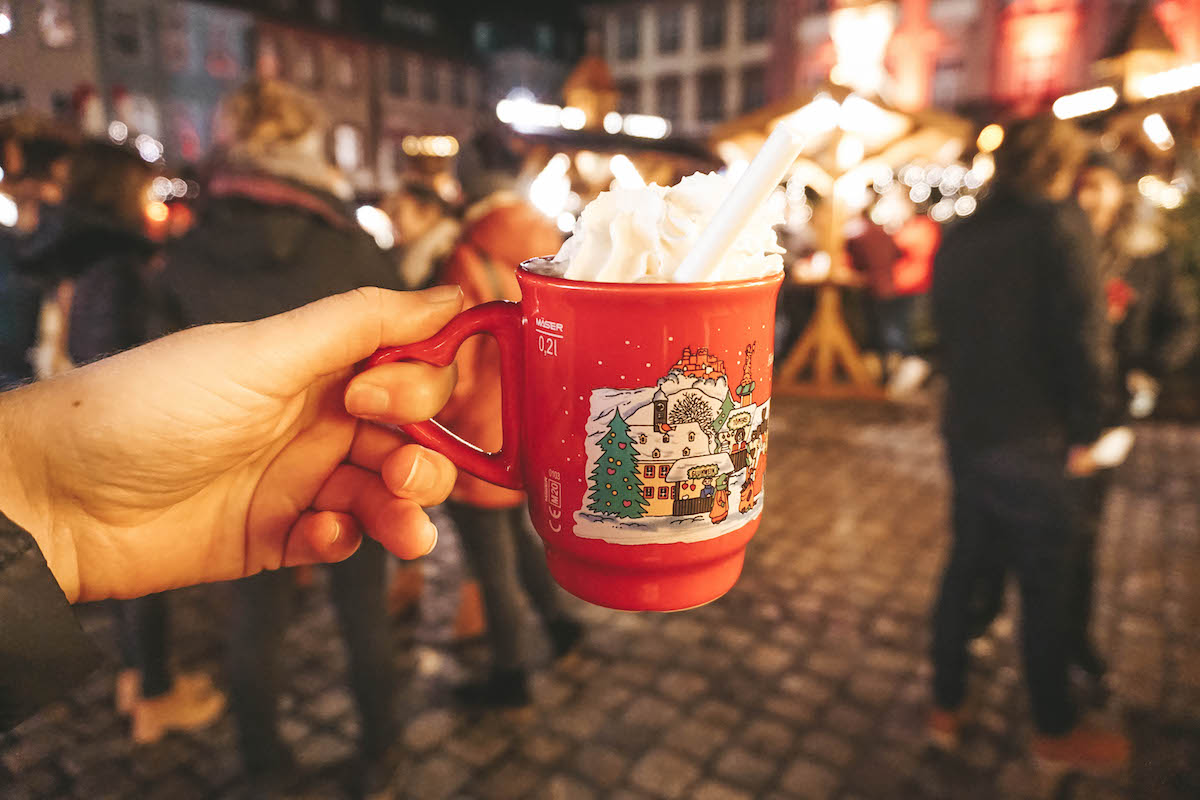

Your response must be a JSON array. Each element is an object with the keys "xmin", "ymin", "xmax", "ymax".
[
  {"xmin": 422, "ymin": 522, "xmax": 438, "ymax": 556},
  {"xmin": 422, "ymin": 285, "xmax": 461, "ymax": 305},
  {"xmin": 399, "ymin": 449, "xmax": 437, "ymax": 494},
  {"xmin": 346, "ymin": 383, "xmax": 390, "ymax": 416}
]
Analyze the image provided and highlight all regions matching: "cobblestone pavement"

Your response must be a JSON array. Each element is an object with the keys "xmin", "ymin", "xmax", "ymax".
[{"xmin": 2, "ymin": 398, "xmax": 1198, "ymax": 800}]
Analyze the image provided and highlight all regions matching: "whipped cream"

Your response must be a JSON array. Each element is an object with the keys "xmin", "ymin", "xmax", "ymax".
[{"xmin": 548, "ymin": 172, "xmax": 785, "ymax": 283}]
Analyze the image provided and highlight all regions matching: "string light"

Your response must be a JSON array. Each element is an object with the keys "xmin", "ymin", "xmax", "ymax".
[
  {"xmin": 1142, "ymin": 113, "xmax": 1174, "ymax": 151},
  {"xmin": 1135, "ymin": 62, "xmax": 1200, "ymax": 100},
  {"xmin": 976, "ymin": 124, "xmax": 1004, "ymax": 153},
  {"xmin": 1051, "ymin": 86, "xmax": 1118, "ymax": 119}
]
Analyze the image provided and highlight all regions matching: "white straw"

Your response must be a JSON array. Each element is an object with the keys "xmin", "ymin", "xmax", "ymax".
[{"xmin": 674, "ymin": 120, "xmax": 807, "ymax": 283}]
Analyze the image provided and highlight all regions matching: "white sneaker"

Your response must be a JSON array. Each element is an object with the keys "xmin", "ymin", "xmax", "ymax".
[{"xmin": 887, "ymin": 356, "xmax": 931, "ymax": 398}]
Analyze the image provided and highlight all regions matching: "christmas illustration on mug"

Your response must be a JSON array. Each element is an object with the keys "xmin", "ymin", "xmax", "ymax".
[{"xmin": 577, "ymin": 342, "xmax": 770, "ymax": 546}]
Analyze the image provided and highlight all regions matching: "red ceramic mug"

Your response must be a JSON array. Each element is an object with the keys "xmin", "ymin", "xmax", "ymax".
[{"xmin": 366, "ymin": 264, "xmax": 783, "ymax": 611}]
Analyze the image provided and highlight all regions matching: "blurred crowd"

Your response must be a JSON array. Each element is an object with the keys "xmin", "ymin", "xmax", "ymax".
[
  {"xmin": 3, "ymin": 75, "xmax": 1200, "ymax": 796},
  {"xmin": 1, "ymin": 78, "xmax": 583, "ymax": 799}
]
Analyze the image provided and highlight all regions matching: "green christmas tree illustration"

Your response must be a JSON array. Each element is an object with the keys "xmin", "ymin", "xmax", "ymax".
[{"xmin": 588, "ymin": 408, "xmax": 649, "ymax": 519}]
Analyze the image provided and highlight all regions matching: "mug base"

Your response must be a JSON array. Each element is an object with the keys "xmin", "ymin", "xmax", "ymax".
[{"xmin": 544, "ymin": 546, "xmax": 746, "ymax": 612}]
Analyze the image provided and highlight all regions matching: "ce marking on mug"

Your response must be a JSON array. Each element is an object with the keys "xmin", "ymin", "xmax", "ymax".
[
  {"xmin": 546, "ymin": 469, "xmax": 563, "ymax": 532},
  {"xmin": 534, "ymin": 317, "xmax": 563, "ymax": 358}
]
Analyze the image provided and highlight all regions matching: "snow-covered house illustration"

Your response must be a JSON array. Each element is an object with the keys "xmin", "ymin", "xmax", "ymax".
[
  {"xmin": 628, "ymin": 388, "xmax": 709, "ymax": 517},
  {"xmin": 578, "ymin": 341, "xmax": 770, "ymax": 545}
]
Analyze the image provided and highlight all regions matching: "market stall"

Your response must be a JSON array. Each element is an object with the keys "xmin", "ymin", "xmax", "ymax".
[{"xmin": 713, "ymin": 84, "xmax": 972, "ymax": 399}]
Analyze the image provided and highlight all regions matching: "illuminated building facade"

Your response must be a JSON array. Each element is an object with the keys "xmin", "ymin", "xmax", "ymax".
[{"xmin": 771, "ymin": 0, "xmax": 1180, "ymax": 116}]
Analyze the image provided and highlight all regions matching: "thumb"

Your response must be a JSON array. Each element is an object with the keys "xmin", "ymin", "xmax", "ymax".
[{"xmin": 240, "ymin": 286, "xmax": 463, "ymax": 393}]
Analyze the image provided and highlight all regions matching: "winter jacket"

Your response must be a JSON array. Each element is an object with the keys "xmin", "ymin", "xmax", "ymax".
[
  {"xmin": 932, "ymin": 189, "xmax": 1106, "ymax": 450},
  {"xmin": 893, "ymin": 214, "xmax": 940, "ymax": 296},
  {"xmin": 10, "ymin": 207, "xmax": 157, "ymax": 365},
  {"xmin": 0, "ymin": 233, "xmax": 40, "ymax": 385},
  {"xmin": 152, "ymin": 170, "xmax": 401, "ymax": 332},
  {"xmin": 436, "ymin": 194, "xmax": 562, "ymax": 508},
  {"xmin": 846, "ymin": 219, "xmax": 903, "ymax": 299},
  {"xmin": 1098, "ymin": 231, "xmax": 1199, "ymax": 385},
  {"xmin": 0, "ymin": 512, "xmax": 100, "ymax": 730}
]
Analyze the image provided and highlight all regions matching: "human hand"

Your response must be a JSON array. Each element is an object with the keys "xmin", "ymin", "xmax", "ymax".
[
  {"xmin": 1066, "ymin": 445, "xmax": 1097, "ymax": 477},
  {"xmin": 0, "ymin": 286, "xmax": 463, "ymax": 603}
]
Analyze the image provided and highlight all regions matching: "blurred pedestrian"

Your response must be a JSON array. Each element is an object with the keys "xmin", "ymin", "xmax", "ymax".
[
  {"xmin": 1077, "ymin": 152, "xmax": 1200, "ymax": 419},
  {"xmin": 151, "ymin": 79, "xmax": 405, "ymax": 795},
  {"xmin": 0, "ymin": 124, "xmax": 72, "ymax": 388},
  {"xmin": 844, "ymin": 207, "xmax": 905, "ymax": 381},
  {"xmin": 17, "ymin": 137, "xmax": 229, "ymax": 744},
  {"xmin": 929, "ymin": 116, "xmax": 1129, "ymax": 771},
  {"xmin": 1060, "ymin": 152, "xmax": 1200, "ymax": 685},
  {"xmin": 379, "ymin": 180, "xmax": 487, "ymax": 633},
  {"xmin": 437, "ymin": 131, "xmax": 584, "ymax": 711},
  {"xmin": 886, "ymin": 204, "xmax": 940, "ymax": 397},
  {"xmin": 384, "ymin": 179, "xmax": 460, "ymax": 291}
]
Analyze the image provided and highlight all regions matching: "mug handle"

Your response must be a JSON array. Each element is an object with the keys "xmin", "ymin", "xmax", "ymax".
[{"xmin": 363, "ymin": 300, "xmax": 525, "ymax": 490}]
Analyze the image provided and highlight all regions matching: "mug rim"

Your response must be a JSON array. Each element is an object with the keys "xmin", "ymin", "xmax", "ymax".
[{"xmin": 518, "ymin": 258, "xmax": 785, "ymax": 293}]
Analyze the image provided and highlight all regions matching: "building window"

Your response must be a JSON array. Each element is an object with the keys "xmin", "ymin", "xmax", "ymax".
[
  {"xmin": 655, "ymin": 75, "xmax": 681, "ymax": 122},
  {"xmin": 699, "ymin": 69, "xmax": 725, "ymax": 121},
  {"xmin": 291, "ymin": 40, "xmax": 319, "ymax": 87},
  {"xmin": 658, "ymin": 4, "xmax": 682, "ymax": 54},
  {"xmin": 535, "ymin": 22, "xmax": 554, "ymax": 56},
  {"xmin": 683, "ymin": 447, "xmax": 691, "ymax": 456},
  {"xmin": 741, "ymin": 65, "xmax": 766, "ymax": 112},
  {"xmin": 658, "ymin": 486, "xmax": 670, "ymax": 499},
  {"xmin": 315, "ymin": 0, "xmax": 339, "ymax": 24},
  {"xmin": 473, "ymin": 21, "xmax": 492, "ymax": 51},
  {"xmin": 932, "ymin": 55, "xmax": 964, "ymax": 108},
  {"xmin": 452, "ymin": 70, "xmax": 468, "ymax": 107},
  {"xmin": 333, "ymin": 49, "xmax": 356, "ymax": 90},
  {"xmin": 617, "ymin": 10, "xmax": 639, "ymax": 60},
  {"xmin": 109, "ymin": 9, "xmax": 142, "ymax": 59},
  {"xmin": 700, "ymin": 0, "xmax": 725, "ymax": 50},
  {"xmin": 617, "ymin": 80, "xmax": 641, "ymax": 114},
  {"xmin": 37, "ymin": 0, "xmax": 76, "ymax": 49},
  {"xmin": 687, "ymin": 431, "xmax": 696, "ymax": 442},
  {"xmin": 389, "ymin": 53, "xmax": 408, "ymax": 96},
  {"xmin": 422, "ymin": 60, "xmax": 440, "ymax": 103},
  {"xmin": 643, "ymin": 465, "xmax": 654, "ymax": 478},
  {"xmin": 672, "ymin": 485, "xmax": 678, "ymax": 499},
  {"xmin": 160, "ymin": 7, "xmax": 188, "ymax": 71},
  {"xmin": 206, "ymin": 19, "xmax": 240, "ymax": 80},
  {"xmin": 644, "ymin": 487, "xmax": 654, "ymax": 499},
  {"xmin": 659, "ymin": 465, "xmax": 670, "ymax": 478},
  {"xmin": 332, "ymin": 123, "xmax": 363, "ymax": 173},
  {"xmin": 258, "ymin": 35, "xmax": 281, "ymax": 79},
  {"xmin": 639, "ymin": 434, "xmax": 648, "ymax": 444},
  {"xmin": 652, "ymin": 448, "xmax": 661, "ymax": 458},
  {"xmin": 744, "ymin": 0, "xmax": 770, "ymax": 42}
]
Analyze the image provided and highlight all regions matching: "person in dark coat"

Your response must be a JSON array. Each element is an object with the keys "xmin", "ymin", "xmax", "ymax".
[
  {"xmin": 928, "ymin": 116, "xmax": 1128, "ymax": 771},
  {"xmin": 1076, "ymin": 152, "xmax": 1200, "ymax": 416},
  {"xmin": 0, "ymin": 127, "xmax": 73, "ymax": 388},
  {"xmin": 1056, "ymin": 153, "xmax": 1200, "ymax": 684},
  {"xmin": 152, "ymin": 79, "xmax": 405, "ymax": 796}
]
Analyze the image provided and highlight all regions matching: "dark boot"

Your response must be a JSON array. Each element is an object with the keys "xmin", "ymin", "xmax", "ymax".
[
  {"xmin": 453, "ymin": 667, "xmax": 531, "ymax": 710},
  {"xmin": 547, "ymin": 618, "xmax": 585, "ymax": 662}
]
